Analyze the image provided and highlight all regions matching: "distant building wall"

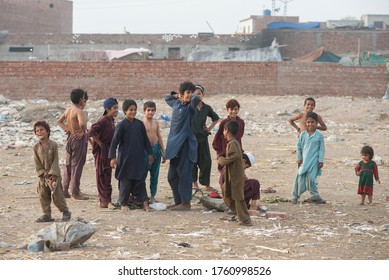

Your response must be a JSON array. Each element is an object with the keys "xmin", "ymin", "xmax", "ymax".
[
  {"xmin": 0, "ymin": 61, "xmax": 386, "ymax": 101},
  {"xmin": 1, "ymin": 30, "xmax": 388, "ymax": 61},
  {"xmin": 240, "ymin": 16, "xmax": 300, "ymax": 34},
  {"xmin": 0, "ymin": 0, "xmax": 72, "ymax": 34},
  {"xmin": 0, "ymin": 33, "xmax": 262, "ymax": 61},
  {"xmin": 361, "ymin": 14, "xmax": 389, "ymax": 29}
]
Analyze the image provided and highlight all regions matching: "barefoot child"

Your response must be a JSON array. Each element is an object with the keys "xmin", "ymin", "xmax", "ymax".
[
  {"xmin": 218, "ymin": 120, "xmax": 252, "ymax": 226},
  {"xmin": 291, "ymin": 112, "xmax": 326, "ymax": 204},
  {"xmin": 143, "ymin": 101, "xmax": 166, "ymax": 204},
  {"xmin": 109, "ymin": 99, "xmax": 153, "ymax": 212},
  {"xmin": 56, "ymin": 88, "xmax": 89, "ymax": 200},
  {"xmin": 191, "ymin": 85, "xmax": 220, "ymax": 192},
  {"xmin": 88, "ymin": 98, "xmax": 119, "ymax": 209},
  {"xmin": 355, "ymin": 145, "xmax": 381, "ymax": 205},
  {"xmin": 288, "ymin": 97, "xmax": 327, "ymax": 135},
  {"xmin": 33, "ymin": 121, "xmax": 71, "ymax": 222}
]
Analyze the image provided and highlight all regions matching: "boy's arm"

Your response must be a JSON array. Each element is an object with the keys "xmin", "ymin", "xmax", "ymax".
[
  {"xmin": 33, "ymin": 146, "xmax": 46, "ymax": 177},
  {"xmin": 190, "ymin": 94, "xmax": 201, "ymax": 110},
  {"xmin": 109, "ymin": 125, "xmax": 122, "ymax": 169},
  {"xmin": 207, "ymin": 108, "xmax": 220, "ymax": 132},
  {"xmin": 318, "ymin": 133, "xmax": 325, "ymax": 168},
  {"xmin": 212, "ymin": 120, "xmax": 225, "ymax": 155},
  {"xmin": 165, "ymin": 91, "xmax": 178, "ymax": 107},
  {"xmin": 56, "ymin": 109, "xmax": 69, "ymax": 133},
  {"xmin": 156, "ymin": 121, "xmax": 166, "ymax": 162},
  {"xmin": 88, "ymin": 121, "xmax": 104, "ymax": 147},
  {"xmin": 317, "ymin": 115, "xmax": 327, "ymax": 131},
  {"xmin": 217, "ymin": 142, "xmax": 240, "ymax": 167},
  {"xmin": 288, "ymin": 113, "xmax": 302, "ymax": 132},
  {"xmin": 48, "ymin": 143, "xmax": 61, "ymax": 177}
]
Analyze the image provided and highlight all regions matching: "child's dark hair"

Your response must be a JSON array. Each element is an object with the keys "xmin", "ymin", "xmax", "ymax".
[
  {"xmin": 226, "ymin": 98, "xmax": 240, "ymax": 109},
  {"xmin": 304, "ymin": 97, "xmax": 315, "ymax": 106},
  {"xmin": 361, "ymin": 146, "xmax": 374, "ymax": 160},
  {"xmin": 224, "ymin": 120, "xmax": 239, "ymax": 136},
  {"xmin": 123, "ymin": 99, "xmax": 137, "ymax": 112},
  {"xmin": 242, "ymin": 153, "xmax": 251, "ymax": 167},
  {"xmin": 33, "ymin": 120, "xmax": 51, "ymax": 137},
  {"xmin": 306, "ymin": 112, "xmax": 318, "ymax": 122},
  {"xmin": 70, "ymin": 88, "xmax": 87, "ymax": 104},
  {"xmin": 179, "ymin": 81, "xmax": 196, "ymax": 94},
  {"xmin": 143, "ymin": 101, "xmax": 156, "ymax": 111}
]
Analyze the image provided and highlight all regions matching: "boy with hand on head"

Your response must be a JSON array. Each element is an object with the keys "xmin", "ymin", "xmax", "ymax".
[
  {"xmin": 56, "ymin": 88, "xmax": 89, "ymax": 200},
  {"xmin": 88, "ymin": 98, "xmax": 119, "ymax": 209},
  {"xmin": 191, "ymin": 85, "xmax": 220, "ymax": 192},
  {"xmin": 217, "ymin": 120, "xmax": 252, "ymax": 226},
  {"xmin": 212, "ymin": 98, "xmax": 244, "ymax": 171},
  {"xmin": 288, "ymin": 97, "xmax": 327, "ymax": 135},
  {"xmin": 33, "ymin": 121, "xmax": 71, "ymax": 222},
  {"xmin": 143, "ymin": 101, "xmax": 166, "ymax": 204},
  {"xmin": 109, "ymin": 99, "xmax": 153, "ymax": 212},
  {"xmin": 165, "ymin": 81, "xmax": 201, "ymax": 211}
]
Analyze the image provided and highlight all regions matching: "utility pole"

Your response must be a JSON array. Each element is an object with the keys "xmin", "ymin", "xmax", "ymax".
[{"xmin": 279, "ymin": 0, "xmax": 293, "ymax": 16}]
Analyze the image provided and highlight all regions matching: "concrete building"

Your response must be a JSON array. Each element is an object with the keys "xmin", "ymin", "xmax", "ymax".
[
  {"xmin": 361, "ymin": 14, "xmax": 389, "ymax": 29},
  {"xmin": 239, "ymin": 15, "xmax": 299, "ymax": 34},
  {"xmin": 0, "ymin": 0, "xmax": 72, "ymax": 34}
]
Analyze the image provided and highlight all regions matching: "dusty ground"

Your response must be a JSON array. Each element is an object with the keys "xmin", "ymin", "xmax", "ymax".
[{"xmin": 0, "ymin": 94, "xmax": 388, "ymax": 260}]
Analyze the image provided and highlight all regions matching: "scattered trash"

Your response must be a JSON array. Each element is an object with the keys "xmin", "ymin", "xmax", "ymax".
[
  {"xmin": 149, "ymin": 202, "xmax": 167, "ymax": 211},
  {"xmin": 260, "ymin": 196, "xmax": 289, "ymax": 203},
  {"xmin": 24, "ymin": 222, "xmax": 97, "ymax": 252},
  {"xmin": 15, "ymin": 180, "xmax": 32, "ymax": 185},
  {"xmin": 199, "ymin": 196, "xmax": 228, "ymax": 212}
]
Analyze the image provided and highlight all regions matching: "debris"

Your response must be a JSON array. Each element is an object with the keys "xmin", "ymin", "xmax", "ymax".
[
  {"xmin": 260, "ymin": 196, "xmax": 289, "ymax": 203},
  {"xmin": 265, "ymin": 211, "xmax": 288, "ymax": 220},
  {"xmin": 24, "ymin": 222, "xmax": 97, "ymax": 252},
  {"xmin": 255, "ymin": 245, "xmax": 289, "ymax": 253},
  {"xmin": 199, "ymin": 196, "xmax": 228, "ymax": 212}
]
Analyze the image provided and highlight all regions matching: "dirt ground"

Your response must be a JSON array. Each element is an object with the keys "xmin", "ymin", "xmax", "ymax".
[{"xmin": 0, "ymin": 94, "xmax": 388, "ymax": 260}]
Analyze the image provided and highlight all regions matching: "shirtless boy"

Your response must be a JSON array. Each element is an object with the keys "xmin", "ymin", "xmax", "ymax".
[
  {"xmin": 56, "ymin": 88, "xmax": 89, "ymax": 200},
  {"xmin": 143, "ymin": 101, "xmax": 166, "ymax": 204},
  {"xmin": 288, "ymin": 97, "xmax": 327, "ymax": 134}
]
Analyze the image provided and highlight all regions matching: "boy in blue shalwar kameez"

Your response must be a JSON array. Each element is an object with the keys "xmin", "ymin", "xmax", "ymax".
[{"xmin": 165, "ymin": 81, "xmax": 200, "ymax": 211}]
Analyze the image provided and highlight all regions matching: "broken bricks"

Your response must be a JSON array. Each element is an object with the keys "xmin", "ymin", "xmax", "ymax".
[{"xmin": 265, "ymin": 211, "xmax": 288, "ymax": 220}]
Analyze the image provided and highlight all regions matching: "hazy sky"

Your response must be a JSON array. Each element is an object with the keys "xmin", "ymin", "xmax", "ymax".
[{"xmin": 72, "ymin": 0, "xmax": 389, "ymax": 34}]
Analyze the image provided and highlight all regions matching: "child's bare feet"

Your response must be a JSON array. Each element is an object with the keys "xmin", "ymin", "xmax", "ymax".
[{"xmin": 143, "ymin": 201, "xmax": 152, "ymax": 212}]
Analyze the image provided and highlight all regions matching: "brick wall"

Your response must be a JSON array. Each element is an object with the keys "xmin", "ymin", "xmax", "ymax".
[{"xmin": 0, "ymin": 61, "xmax": 387, "ymax": 101}]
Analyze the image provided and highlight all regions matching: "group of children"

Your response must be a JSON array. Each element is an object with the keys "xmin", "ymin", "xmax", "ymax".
[{"xmin": 32, "ymin": 85, "xmax": 381, "ymax": 225}]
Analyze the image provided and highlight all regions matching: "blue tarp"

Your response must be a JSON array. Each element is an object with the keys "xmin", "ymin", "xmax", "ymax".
[{"xmin": 267, "ymin": 22, "xmax": 320, "ymax": 30}]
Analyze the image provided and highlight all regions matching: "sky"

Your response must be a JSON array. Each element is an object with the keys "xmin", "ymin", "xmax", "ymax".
[{"xmin": 72, "ymin": 0, "xmax": 389, "ymax": 34}]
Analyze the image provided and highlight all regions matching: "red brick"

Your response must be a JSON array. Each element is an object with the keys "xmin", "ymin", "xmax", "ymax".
[{"xmin": 265, "ymin": 211, "xmax": 288, "ymax": 220}]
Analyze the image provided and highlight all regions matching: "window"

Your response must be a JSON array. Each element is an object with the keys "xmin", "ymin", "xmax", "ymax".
[
  {"xmin": 168, "ymin": 47, "xmax": 180, "ymax": 59},
  {"xmin": 9, "ymin": 47, "xmax": 33, "ymax": 52}
]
